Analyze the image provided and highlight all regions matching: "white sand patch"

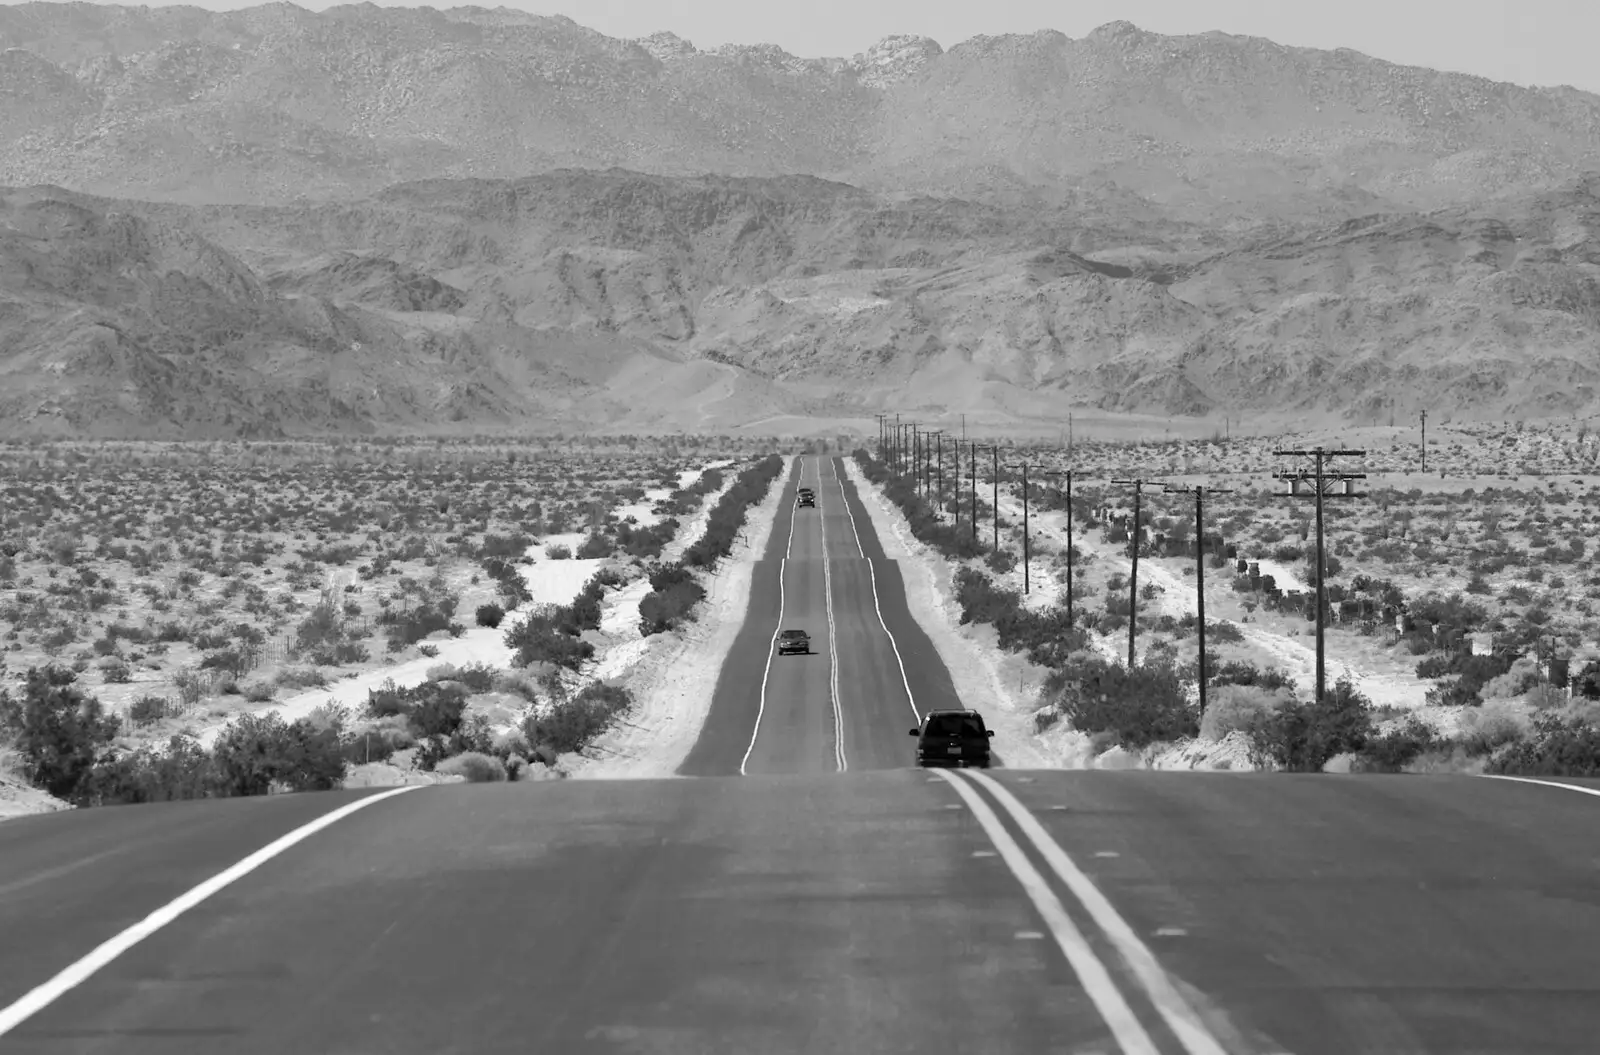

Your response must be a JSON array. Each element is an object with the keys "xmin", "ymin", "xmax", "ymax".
[
  {"xmin": 841, "ymin": 458, "xmax": 1058, "ymax": 769},
  {"xmin": 567, "ymin": 463, "xmax": 784, "ymax": 779},
  {"xmin": 524, "ymin": 557, "xmax": 606, "ymax": 606}
]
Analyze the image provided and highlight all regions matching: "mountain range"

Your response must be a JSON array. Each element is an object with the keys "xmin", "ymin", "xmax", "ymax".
[
  {"xmin": 1, "ymin": 4, "xmax": 1599, "ymax": 436},
  {"xmin": 4, "ymin": 169, "xmax": 1599, "ymax": 438}
]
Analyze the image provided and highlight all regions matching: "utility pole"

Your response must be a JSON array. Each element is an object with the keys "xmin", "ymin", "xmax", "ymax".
[
  {"xmin": 925, "ymin": 431, "xmax": 944, "ymax": 515},
  {"xmin": 1162, "ymin": 483, "xmax": 1235, "ymax": 718},
  {"xmin": 1273, "ymin": 447, "xmax": 1366, "ymax": 704},
  {"xmin": 894, "ymin": 415, "xmax": 902, "ymax": 472},
  {"xmin": 1040, "ymin": 469, "xmax": 1074, "ymax": 628},
  {"xmin": 1419, "ymin": 409, "xmax": 1428, "ymax": 474},
  {"xmin": 991, "ymin": 446, "xmax": 1000, "ymax": 552},
  {"xmin": 1110, "ymin": 478, "xmax": 1151, "ymax": 668},
  {"xmin": 915, "ymin": 425, "xmax": 928, "ymax": 496},
  {"xmin": 1009, "ymin": 460, "xmax": 1036, "ymax": 593},
  {"xmin": 969, "ymin": 441, "xmax": 979, "ymax": 542}
]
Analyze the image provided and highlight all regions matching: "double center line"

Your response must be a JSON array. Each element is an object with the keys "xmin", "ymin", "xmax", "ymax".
[{"xmin": 936, "ymin": 769, "xmax": 1234, "ymax": 1055}]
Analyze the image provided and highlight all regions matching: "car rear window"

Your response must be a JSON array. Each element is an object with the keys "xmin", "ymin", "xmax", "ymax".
[{"xmin": 925, "ymin": 715, "xmax": 985, "ymax": 737}]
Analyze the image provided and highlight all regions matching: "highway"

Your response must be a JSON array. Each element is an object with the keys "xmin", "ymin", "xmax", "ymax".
[
  {"xmin": 2, "ymin": 456, "xmax": 1600, "ymax": 1053},
  {"xmin": 680, "ymin": 454, "xmax": 975, "ymax": 776}
]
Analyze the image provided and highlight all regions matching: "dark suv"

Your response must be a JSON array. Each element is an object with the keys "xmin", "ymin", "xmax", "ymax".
[
  {"xmin": 777, "ymin": 629, "xmax": 811, "ymax": 655},
  {"xmin": 910, "ymin": 709, "xmax": 994, "ymax": 768},
  {"xmin": 797, "ymin": 488, "xmax": 815, "ymax": 509}
]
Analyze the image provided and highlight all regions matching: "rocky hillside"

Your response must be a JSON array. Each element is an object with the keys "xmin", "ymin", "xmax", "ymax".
[
  {"xmin": 1, "ymin": 5, "xmax": 1598, "ymax": 224},
  {"xmin": 4, "ymin": 170, "xmax": 1599, "ymax": 437}
]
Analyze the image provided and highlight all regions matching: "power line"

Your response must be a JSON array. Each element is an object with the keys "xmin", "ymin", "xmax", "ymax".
[
  {"xmin": 1109, "ymin": 477, "xmax": 1155, "ymax": 669},
  {"xmin": 1273, "ymin": 447, "xmax": 1366, "ymax": 704},
  {"xmin": 1160, "ymin": 482, "xmax": 1235, "ymax": 719}
]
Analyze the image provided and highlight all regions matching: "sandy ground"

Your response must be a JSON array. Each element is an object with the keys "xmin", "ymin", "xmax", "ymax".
[
  {"xmin": 0, "ymin": 774, "xmax": 74, "ymax": 820},
  {"xmin": 186, "ymin": 472, "xmax": 730, "ymax": 750},
  {"xmin": 566, "ymin": 465, "xmax": 785, "ymax": 779}
]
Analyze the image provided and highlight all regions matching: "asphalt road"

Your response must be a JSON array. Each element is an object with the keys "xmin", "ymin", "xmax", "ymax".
[
  {"xmin": 4, "ymin": 773, "xmax": 1600, "ymax": 1052},
  {"xmin": 5, "ymin": 456, "xmax": 1600, "ymax": 1052},
  {"xmin": 680, "ymin": 455, "xmax": 980, "ymax": 776}
]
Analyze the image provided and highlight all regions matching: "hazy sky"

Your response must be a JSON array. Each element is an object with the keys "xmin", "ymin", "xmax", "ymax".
[{"xmin": 30, "ymin": 0, "xmax": 1600, "ymax": 94}]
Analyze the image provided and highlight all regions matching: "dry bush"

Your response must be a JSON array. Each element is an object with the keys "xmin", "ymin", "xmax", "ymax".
[
  {"xmin": 435, "ymin": 751, "xmax": 507, "ymax": 782},
  {"xmin": 1200, "ymin": 684, "xmax": 1293, "ymax": 741}
]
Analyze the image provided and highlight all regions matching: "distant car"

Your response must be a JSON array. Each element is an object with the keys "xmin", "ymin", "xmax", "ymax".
[
  {"xmin": 776, "ymin": 629, "xmax": 811, "ymax": 655},
  {"xmin": 797, "ymin": 497, "xmax": 816, "ymax": 509},
  {"xmin": 910, "ymin": 709, "xmax": 994, "ymax": 768}
]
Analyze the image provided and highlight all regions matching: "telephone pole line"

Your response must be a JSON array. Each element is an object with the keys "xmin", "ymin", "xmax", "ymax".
[
  {"xmin": 925, "ymin": 431, "xmax": 944, "ymax": 516},
  {"xmin": 1110, "ymin": 477, "xmax": 1154, "ymax": 668},
  {"xmin": 969, "ymin": 441, "xmax": 979, "ymax": 541},
  {"xmin": 1419, "ymin": 409, "xmax": 1428, "ymax": 474},
  {"xmin": 875, "ymin": 414, "xmax": 887, "ymax": 461},
  {"xmin": 1161, "ymin": 483, "xmax": 1235, "ymax": 718},
  {"xmin": 1008, "ymin": 459, "xmax": 1038, "ymax": 593},
  {"xmin": 1273, "ymin": 447, "xmax": 1366, "ymax": 703}
]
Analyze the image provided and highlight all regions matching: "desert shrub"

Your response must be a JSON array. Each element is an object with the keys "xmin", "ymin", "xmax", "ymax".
[
  {"xmin": 490, "ymin": 669, "xmax": 543, "ymax": 702},
  {"xmin": 1416, "ymin": 650, "xmax": 1516, "ymax": 706},
  {"xmin": 379, "ymin": 596, "xmax": 460, "ymax": 651},
  {"xmin": 952, "ymin": 566, "xmax": 1087, "ymax": 669},
  {"xmin": 613, "ymin": 518, "xmax": 679, "ymax": 559},
  {"xmin": 479, "ymin": 533, "xmax": 533, "ymax": 560},
  {"xmin": 575, "ymin": 532, "xmax": 615, "ymax": 559},
  {"xmin": 479, "ymin": 557, "xmax": 531, "ymax": 609},
  {"xmin": 1247, "ymin": 677, "xmax": 1375, "ymax": 772},
  {"xmin": 1352, "ymin": 715, "xmax": 1445, "ymax": 773},
  {"xmin": 275, "ymin": 667, "xmax": 328, "ymax": 690},
  {"xmin": 504, "ymin": 610, "xmax": 595, "ymax": 670},
  {"xmin": 853, "ymin": 450, "xmax": 988, "ymax": 561},
  {"xmin": 682, "ymin": 455, "xmax": 784, "ymax": 569},
  {"xmin": 436, "ymin": 751, "xmax": 508, "ymax": 782},
  {"xmin": 638, "ymin": 561, "xmax": 708, "ymax": 636},
  {"xmin": 127, "ymin": 694, "xmax": 175, "ymax": 724},
  {"xmin": 523, "ymin": 682, "xmax": 633, "ymax": 755},
  {"xmin": 545, "ymin": 543, "xmax": 572, "ymax": 560},
  {"xmin": 476, "ymin": 603, "xmax": 505, "ymax": 628},
  {"xmin": 1486, "ymin": 712, "xmax": 1600, "ymax": 776},
  {"xmin": 1477, "ymin": 656, "xmax": 1540, "ymax": 701},
  {"xmin": 341, "ymin": 727, "xmax": 398, "ymax": 765},
  {"xmin": 362, "ymin": 679, "xmax": 470, "ymax": 740},
  {"xmin": 1205, "ymin": 620, "xmax": 1245, "ymax": 644},
  {"xmin": 1457, "ymin": 700, "xmax": 1530, "ymax": 756},
  {"xmin": 76, "ymin": 735, "xmax": 220, "ymax": 806},
  {"xmin": 0, "ymin": 666, "xmax": 121, "ymax": 800},
  {"xmin": 986, "ymin": 548, "xmax": 1018, "ymax": 574},
  {"xmin": 210, "ymin": 711, "xmax": 347, "ymax": 796},
  {"xmin": 1200, "ymin": 684, "xmax": 1293, "ymax": 741},
  {"xmin": 1210, "ymin": 661, "xmax": 1295, "ymax": 692},
  {"xmin": 425, "ymin": 661, "xmax": 497, "ymax": 693},
  {"xmin": 1044, "ymin": 655, "xmax": 1197, "ymax": 749}
]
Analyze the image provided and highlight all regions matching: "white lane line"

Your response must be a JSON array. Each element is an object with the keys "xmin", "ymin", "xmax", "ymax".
[
  {"xmin": 820, "ymin": 457, "xmax": 846, "ymax": 772},
  {"xmin": 840, "ymin": 458, "xmax": 920, "ymax": 719},
  {"xmin": 740, "ymin": 459, "xmax": 801, "ymax": 776},
  {"xmin": 831, "ymin": 455, "xmax": 865, "ymax": 557},
  {"xmin": 932, "ymin": 770, "xmax": 1162, "ymax": 1055},
  {"xmin": 1484, "ymin": 775, "xmax": 1600, "ymax": 799},
  {"xmin": 0, "ymin": 786, "xmax": 423, "ymax": 1039},
  {"xmin": 964, "ymin": 771, "xmax": 1230, "ymax": 1055}
]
